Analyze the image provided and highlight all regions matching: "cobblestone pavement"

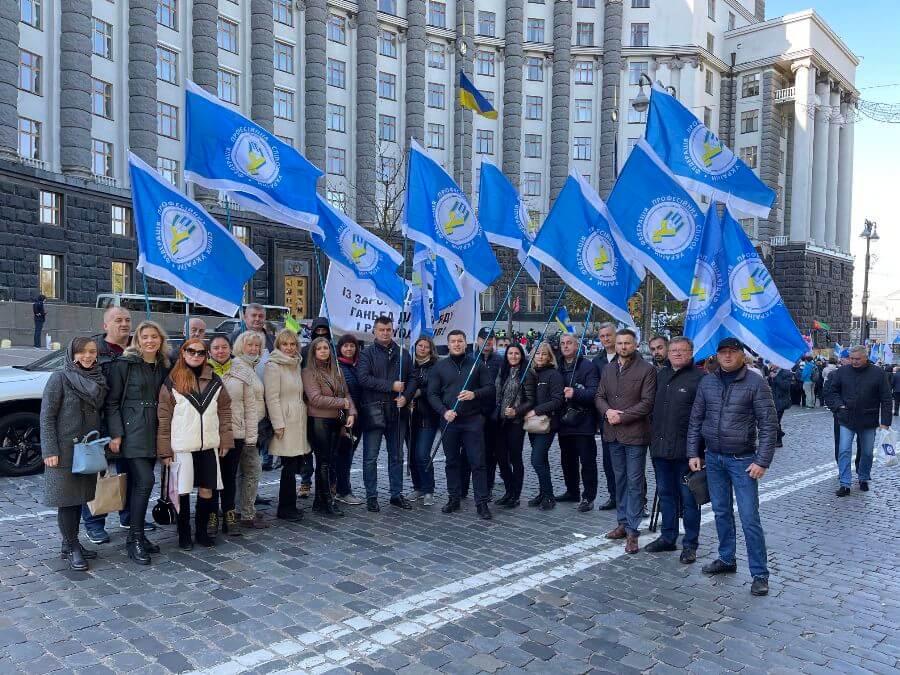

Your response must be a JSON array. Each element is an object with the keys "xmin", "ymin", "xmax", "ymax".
[{"xmin": 0, "ymin": 407, "xmax": 898, "ymax": 674}]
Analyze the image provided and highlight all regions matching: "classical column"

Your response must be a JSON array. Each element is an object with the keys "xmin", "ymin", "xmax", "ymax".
[
  {"xmin": 788, "ymin": 61, "xmax": 815, "ymax": 243},
  {"xmin": 304, "ymin": 0, "xmax": 327, "ymax": 175},
  {"xmin": 454, "ymin": 0, "xmax": 474, "ymax": 195},
  {"xmin": 60, "ymin": 0, "xmax": 93, "ymax": 177},
  {"xmin": 757, "ymin": 69, "xmax": 783, "ymax": 240},
  {"xmin": 128, "ymin": 0, "xmax": 157, "ymax": 167},
  {"xmin": 192, "ymin": 0, "xmax": 218, "ymax": 199},
  {"xmin": 836, "ymin": 99, "xmax": 854, "ymax": 253},
  {"xmin": 250, "ymin": 0, "xmax": 275, "ymax": 132},
  {"xmin": 0, "ymin": 0, "xmax": 20, "ymax": 160},
  {"xmin": 355, "ymin": 0, "xmax": 377, "ymax": 226},
  {"xmin": 755, "ymin": 1, "xmax": 766, "ymax": 21},
  {"xmin": 501, "ymin": 0, "xmax": 524, "ymax": 188},
  {"xmin": 405, "ymin": 0, "xmax": 427, "ymax": 147},
  {"xmin": 549, "ymin": 0, "xmax": 572, "ymax": 202},
  {"xmin": 809, "ymin": 79, "xmax": 830, "ymax": 245},
  {"xmin": 598, "ymin": 0, "xmax": 622, "ymax": 197},
  {"xmin": 824, "ymin": 86, "xmax": 840, "ymax": 248}
]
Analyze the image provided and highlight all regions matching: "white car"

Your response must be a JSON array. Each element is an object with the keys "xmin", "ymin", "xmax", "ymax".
[{"xmin": 0, "ymin": 350, "xmax": 63, "ymax": 476}]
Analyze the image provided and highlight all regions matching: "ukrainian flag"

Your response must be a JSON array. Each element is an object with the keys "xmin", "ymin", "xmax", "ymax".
[
  {"xmin": 555, "ymin": 307, "xmax": 575, "ymax": 334},
  {"xmin": 459, "ymin": 71, "xmax": 498, "ymax": 119}
]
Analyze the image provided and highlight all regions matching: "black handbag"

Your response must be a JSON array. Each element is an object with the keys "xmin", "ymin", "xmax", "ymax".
[
  {"xmin": 683, "ymin": 468, "xmax": 711, "ymax": 506},
  {"xmin": 560, "ymin": 405, "xmax": 589, "ymax": 427},
  {"xmin": 257, "ymin": 417, "xmax": 275, "ymax": 444},
  {"xmin": 152, "ymin": 466, "xmax": 178, "ymax": 525}
]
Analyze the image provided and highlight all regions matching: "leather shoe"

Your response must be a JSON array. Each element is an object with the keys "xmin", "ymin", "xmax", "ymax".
[
  {"xmin": 702, "ymin": 559, "xmax": 737, "ymax": 575},
  {"xmin": 277, "ymin": 509, "xmax": 304, "ymax": 521},
  {"xmin": 625, "ymin": 534, "xmax": 639, "ymax": 554},
  {"xmin": 60, "ymin": 543, "xmax": 98, "ymax": 560},
  {"xmin": 366, "ymin": 498, "xmax": 381, "ymax": 513},
  {"xmin": 127, "ymin": 538, "xmax": 151, "ymax": 566},
  {"xmin": 240, "ymin": 517, "xmax": 270, "ymax": 529},
  {"xmin": 577, "ymin": 499, "xmax": 594, "ymax": 513},
  {"xmin": 495, "ymin": 493, "xmax": 511, "ymax": 506},
  {"xmin": 255, "ymin": 496, "xmax": 272, "ymax": 505},
  {"xmin": 835, "ymin": 486, "xmax": 851, "ymax": 497},
  {"xmin": 859, "ymin": 481, "xmax": 869, "ymax": 492},
  {"xmin": 441, "ymin": 499, "xmax": 460, "ymax": 514},
  {"xmin": 680, "ymin": 548, "xmax": 697, "ymax": 564},
  {"xmin": 66, "ymin": 546, "xmax": 89, "ymax": 571},
  {"xmin": 750, "ymin": 576, "xmax": 769, "ymax": 596},
  {"xmin": 477, "ymin": 503, "xmax": 492, "ymax": 520},
  {"xmin": 598, "ymin": 498, "xmax": 616, "ymax": 511},
  {"xmin": 554, "ymin": 491, "xmax": 579, "ymax": 503},
  {"xmin": 539, "ymin": 496, "xmax": 556, "ymax": 510},
  {"xmin": 643, "ymin": 537, "xmax": 677, "ymax": 553},
  {"xmin": 503, "ymin": 498, "xmax": 520, "ymax": 508},
  {"xmin": 390, "ymin": 495, "xmax": 413, "ymax": 510},
  {"xmin": 141, "ymin": 536, "xmax": 160, "ymax": 554},
  {"xmin": 605, "ymin": 525, "xmax": 627, "ymax": 540},
  {"xmin": 527, "ymin": 494, "xmax": 543, "ymax": 507}
]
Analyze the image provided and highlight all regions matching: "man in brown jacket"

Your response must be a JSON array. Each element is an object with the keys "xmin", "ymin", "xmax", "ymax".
[{"xmin": 595, "ymin": 328, "xmax": 657, "ymax": 554}]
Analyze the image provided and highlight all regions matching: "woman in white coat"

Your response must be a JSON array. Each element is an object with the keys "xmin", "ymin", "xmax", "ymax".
[{"xmin": 264, "ymin": 328, "xmax": 310, "ymax": 521}]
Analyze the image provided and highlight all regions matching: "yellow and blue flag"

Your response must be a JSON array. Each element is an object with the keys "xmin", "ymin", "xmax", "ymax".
[
  {"xmin": 459, "ymin": 71, "xmax": 498, "ymax": 119},
  {"xmin": 555, "ymin": 307, "xmax": 575, "ymax": 334}
]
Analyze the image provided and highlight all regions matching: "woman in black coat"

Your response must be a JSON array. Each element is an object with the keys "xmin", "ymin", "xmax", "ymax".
[
  {"xmin": 335, "ymin": 334, "xmax": 364, "ymax": 505},
  {"xmin": 494, "ymin": 343, "xmax": 534, "ymax": 508},
  {"xmin": 525, "ymin": 342, "xmax": 565, "ymax": 510},
  {"xmin": 41, "ymin": 337, "xmax": 108, "ymax": 571},
  {"xmin": 404, "ymin": 336, "xmax": 440, "ymax": 506}
]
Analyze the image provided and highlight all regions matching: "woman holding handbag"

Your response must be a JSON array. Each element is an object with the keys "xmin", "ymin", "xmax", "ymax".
[
  {"xmin": 233, "ymin": 331, "xmax": 268, "ymax": 528},
  {"xmin": 404, "ymin": 336, "xmax": 440, "ymax": 506},
  {"xmin": 302, "ymin": 337, "xmax": 356, "ymax": 517},
  {"xmin": 40, "ymin": 337, "xmax": 108, "ymax": 571},
  {"xmin": 525, "ymin": 342, "xmax": 565, "ymax": 510},
  {"xmin": 494, "ymin": 344, "xmax": 534, "ymax": 509},
  {"xmin": 335, "ymin": 334, "xmax": 363, "ymax": 505},
  {"xmin": 157, "ymin": 338, "xmax": 233, "ymax": 549}
]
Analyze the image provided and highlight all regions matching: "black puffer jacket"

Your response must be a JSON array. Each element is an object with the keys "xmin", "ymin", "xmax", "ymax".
[
  {"xmin": 557, "ymin": 356, "xmax": 599, "ymax": 436},
  {"xmin": 105, "ymin": 353, "xmax": 170, "ymax": 459},
  {"xmin": 824, "ymin": 362, "xmax": 892, "ymax": 431},
  {"xmin": 769, "ymin": 369, "xmax": 793, "ymax": 413},
  {"xmin": 525, "ymin": 364, "xmax": 565, "ymax": 433},
  {"xmin": 686, "ymin": 366, "xmax": 778, "ymax": 467},
  {"xmin": 650, "ymin": 365, "xmax": 703, "ymax": 460},
  {"xmin": 427, "ymin": 354, "xmax": 495, "ymax": 420},
  {"xmin": 357, "ymin": 340, "xmax": 413, "ymax": 430},
  {"xmin": 404, "ymin": 359, "xmax": 440, "ymax": 429}
]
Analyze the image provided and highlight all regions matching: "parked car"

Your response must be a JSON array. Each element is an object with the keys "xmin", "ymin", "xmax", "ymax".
[{"xmin": 0, "ymin": 350, "xmax": 64, "ymax": 476}]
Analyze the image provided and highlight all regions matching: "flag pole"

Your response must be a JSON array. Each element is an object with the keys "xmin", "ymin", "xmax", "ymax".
[
  {"xmin": 311, "ymin": 239, "xmax": 337, "ymax": 359},
  {"xmin": 141, "ymin": 272, "xmax": 151, "ymax": 320},
  {"xmin": 520, "ymin": 284, "xmax": 567, "ymax": 383},
  {"xmin": 567, "ymin": 304, "xmax": 594, "ymax": 388}
]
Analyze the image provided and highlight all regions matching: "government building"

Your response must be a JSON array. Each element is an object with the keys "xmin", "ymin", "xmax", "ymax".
[{"xmin": 0, "ymin": 0, "xmax": 858, "ymax": 345}]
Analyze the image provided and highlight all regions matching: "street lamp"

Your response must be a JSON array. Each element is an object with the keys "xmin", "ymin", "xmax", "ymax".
[
  {"xmin": 631, "ymin": 73, "xmax": 676, "ymax": 114},
  {"xmin": 859, "ymin": 219, "xmax": 879, "ymax": 344}
]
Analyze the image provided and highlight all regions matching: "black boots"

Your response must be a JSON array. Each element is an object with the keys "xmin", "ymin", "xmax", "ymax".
[
  {"xmin": 312, "ymin": 462, "xmax": 344, "ymax": 517},
  {"xmin": 177, "ymin": 495, "xmax": 193, "ymax": 550},
  {"xmin": 127, "ymin": 537, "xmax": 151, "ymax": 565},
  {"xmin": 195, "ymin": 496, "xmax": 217, "ymax": 547}
]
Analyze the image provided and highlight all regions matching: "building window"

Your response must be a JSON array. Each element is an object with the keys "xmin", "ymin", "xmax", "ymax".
[
  {"xmin": 476, "ymin": 50, "xmax": 495, "ymax": 76},
  {"xmin": 378, "ymin": 71, "xmax": 396, "ymax": 100},
  {"xmin": 742, "ymin": 73, "xmax": 760, "ymax": 98},
  {"xmin": 379, "ymin": 114, "xmax": 397, "ymax": 142},
  {"xmin": 475, "ymin": 130, "xmax": 494, "ymax": 155},
  {"xmin": 522, "ymin": 172, "xmax": 541, "ymax": 196},
  {"xmin": 526, "ymin": 286, "xmax": 542, "ymax": 313},
  {"xmin": 157, "ymin": 46, "xmax": 178, "ymax": 83},
  {"xmin": 91, "ymin": 78, "xmax": 113, "ymax": 119},
  {"xmin": 17, "ymin": 117, "xmax": 40, "ymax": 160},
  {"xmin": 741, "ymin": 109, "xmax": 759, "ymax": 133},
  {"xmin": 525, "ymin": 95, "xmax": 543, "ymax": 120},
  {"xmin": 218, "ymin": 17, "xmax": 238, "ymax": 52},
  {"xmin": 574, "ymin": 99, "xmax": 592, "ymax": 123},
  {"xmin": 704, "ymin": 69, "xmax": 714, "ymax": 95},
  {"xmin": 523, "ymin": 134, "xmax": 542, "ymax": 159},
  {"xmin": 427, "ymin": 82, "xmax": 445, "ymax": 109},
  {"xmin": 327, "ymin": 103, "xmax": 345, "ymax": 132},
  {"xmin": 427, "ymin": 1, "xmax": 446, "ymax": 28},
  {"xmin": 39, "ymin": 191, "xmax": 60, "ymax": 225},
  {"xmin": 217, "ymin": 70, "xmax": 238, "ymax": 104},
  {"xmin": 379, "ymin": 30, "xmax": 397, "ymax": 58},
  {"xmin": 91, "ymin": 139, "xmax": 113, "ymax": 177},
  {"xmin": 427, "ymin": 43, "xmax": 446, "ymax": 69},
  {"xmin": 274, "ymin": 88, "xmax": 294, "ymax": 120},
  {"xmin": 327, "ymin": 14, "xmax": 346, "ymax": 43},
  {"xmin": 706, "ymin": 32, "xmax": 715, "ymax": 53},
  {"xmin": 277, "ymin": 135, "xmax": 293, "ymax": 147},
  {"xmin": 21, "ymin": 0, "xmax": 41, "ymax": 29},
  {"xmin": 426, "ymin": 123, "xmax": 445, "ymax": 149},
  {"xmin": 703, "ymin": 106, "xmax": 712, "ymax": 127},
  {"xmin": 739, "ymin": 218, "xmax": 754, "ymax": 236},
  {"xmin": 39, "ymin": 254, "xmax": 62, "ymax": 299},
  {"xmin": 274, "ymin": 41, "xmax": 294, "ymax": 73},
  {"xmin": 18, "ymin": 49, "xmax": 41, "ymax": 95},
  {"xmin": 378, "ymin": 156, "xmax": 397, "ymax": 182},
  {"xmin": 728, "ymin": 12, "xmax": 736, "ymax": 30},
  {"xmin": 111, "ymin": 205, "xmax": 133, "ymax": 237},
  {"xmin": 526, "ymin": 18, "xmax": 545, "ymax": 42},
  {"xmin": 480, "ymin": 288, "xmax": 496, "ymax": 313},
  {"xmin": 157, "ymin": 0, "xmax": 177, "ymax": 29},
  {"xmin": 526, "ymin": 56, "xmax": 543, "ymax": 81},
  {"xmin": 327, "ymin": 189, "xmax": 347, "ymax": 213},
  {"xmin": 632, "ymin": 0, "xmax": 649, "ymax": 7},
  {"xmin": 326, "ymin": 147, "xmax": 346, "ymax": 176},
  {"xmin": 574, "ymin": 61, "xmax": 594, "ymax": 85},
  {"xmin": 232, "ymin": 224, "xmax": 250, "ymax": 247},
  {"xmin": 378, "ymin": 0, "xmax": 397, "ymax": 14},
  {"xmin": 628, "ymin": 61, "xmax": 648, "ymax": 85},
  {"xmin": 576, "ymin": 22, "xmax": 594, "ymax": 47},
  {"xmin": 327, "ymin": 59, "xmax": 346, "ymax": 88},
  {"xmin": 628, "ymin": 100, "xmax": 648, "ymax": 124},
  {"xmin": 577, "ymin": 0, "xmax": 596, "ymax": 7},
  {"xmin": 92, "ymin": 18, "xmax": 112, "ymax": 59},
  {"xmin": 626, "ymin": 137, "xmax": 640, "ymax": 157},
  {"xmin": 573, "ymin": 137, "xmax": 592, "ymax": 161},
  {"xmin": 630, "ymin": 23, "xmax": 649, "ymax": 47},
  {"xmin": 111, "ymin": 261, "xmax": 133, "ymax": 294},
  {"xmin": 157, "ymin": 156, "xmax": 179, "ymax": 185},
  {"xmin": 274, "ymin": 0, "xmax": 292, "ymax": 26},
  {"xmin": 739, "ymin": 146, "xmax": 758, "ymax": 169},
  {"xmin": 708, "ymin": 0, "xmax": 716, "ymax": 20},
  {"xmin": 157, "ymin": 101, "xmax": 178, "ymax": 138},
  {"xmin": 478, "ymin": 11, "xmax": 496, "ymax": 37}
]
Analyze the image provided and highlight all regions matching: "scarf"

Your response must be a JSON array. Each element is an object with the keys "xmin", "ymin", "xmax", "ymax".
[
  {"xmin": 338, "ymin": 355, "xmax": 356, "ymax": 367},
  {"xmin": 415, "ymin": 355, "xmax": 433, "ymax": 367},
  {"xmin": 64, "ymin": 340, "xmax": 108, "ymax": 407},
  {"xmin": 238, "ymin": 353, "xmax": 260, "ymax": 368},
  {"xmin": 499, "ymin": 366, "xmax": 522, "ymax": 415},
  {"xmin": 209, "ymin": 358, "xmax": 232, "ymax": 378}
]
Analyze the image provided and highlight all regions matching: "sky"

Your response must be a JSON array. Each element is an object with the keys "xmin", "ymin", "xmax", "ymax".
[{"xmin": 766, "ymin": 1, "xmax": 900, "ymax": 315}]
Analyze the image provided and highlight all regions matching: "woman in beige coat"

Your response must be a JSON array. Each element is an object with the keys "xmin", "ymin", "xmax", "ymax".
[
  {"xmin": 263, "ymin": 328, "xmax": 310, "ymax": 521},
  {"xmin": 233, "ymin": 331, "xmax": 268, "ymax": 529}
]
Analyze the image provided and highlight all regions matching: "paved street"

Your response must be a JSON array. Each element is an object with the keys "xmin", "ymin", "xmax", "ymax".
[{"xmin": 0, "ymin": 406, "xmax": 898, "ymax": 675}]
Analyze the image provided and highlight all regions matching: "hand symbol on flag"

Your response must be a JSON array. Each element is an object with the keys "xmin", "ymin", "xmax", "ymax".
[
  {"xmin": 169, "ymin": 215, "xmax": 195, "ymax": 254},
  {"xmin": 701, "ymin": 131, "xmax": 724, "ymax": 167},
  {"xmin": 740, "ymin": 268, "xmax": 770, "ymax": 302},
  {"xmin": 652, "ymin": 210, "xmax": 683, "ymax": 243},
  {"xmin": 444, "ymin": 208, "xmax": 466, "ymax": 235},
  {"xmin": 246, "ymin": 146, "xmax": 267, "ymax": 175},
  {"xmin": 349, "ymin": 238, "xmax": 367, "ymax": 264},
  {"xmin": 690, "ymin": 278, "xmax": 707, "ymax": 302},
  {"xmin": 593, "ymin": 246, "xmax": 609, "ymax": 271}
]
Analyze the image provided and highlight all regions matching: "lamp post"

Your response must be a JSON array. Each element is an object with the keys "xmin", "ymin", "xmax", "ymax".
[{"xmin": 859, "ymin": 219, "xmax": 879, "ymax": 344}]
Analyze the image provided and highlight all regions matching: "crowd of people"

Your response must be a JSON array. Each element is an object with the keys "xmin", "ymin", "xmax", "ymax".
[{"xmin": 40, "ymin": 304, "xmax": 895, "ymax": 596}]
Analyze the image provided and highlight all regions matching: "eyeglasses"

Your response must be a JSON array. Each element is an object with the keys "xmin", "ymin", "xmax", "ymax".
[{"xmin": 184, "ymin": 348, "xmax": 207, "ymax": 357}]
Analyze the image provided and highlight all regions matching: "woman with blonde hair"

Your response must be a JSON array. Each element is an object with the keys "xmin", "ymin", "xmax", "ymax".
[
  {"xmin": 525, "ymin": 342, "xmax": 565, "ymax": 510},
  {"xmin": 105, "ymin": 320, "xmax": 170, "ymax": 565},
  {"xmin": 264, "ymin": 328, "xmax": 310, "ymax": 521},
  {"xmin": 232, "ymin": 331, "xmax": 268, "ymax": 528}
]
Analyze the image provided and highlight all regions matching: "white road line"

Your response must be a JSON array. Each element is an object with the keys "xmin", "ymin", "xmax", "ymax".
[{"xmin": 188, "ymin": 463, "xmax": 838, "ymax": 675}]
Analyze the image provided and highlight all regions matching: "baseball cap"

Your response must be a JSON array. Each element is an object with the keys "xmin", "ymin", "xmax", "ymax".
[
  {"xmin": 716, "ymin": 337, "xmax": 743, "ymax": 352},
  {"xmin": 478, "ymin": 328, "xmax": 495, "ymax": 340}
]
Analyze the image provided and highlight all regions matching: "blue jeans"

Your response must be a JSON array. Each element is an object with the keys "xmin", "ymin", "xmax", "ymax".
[
  {"xmin": 651, "ymin": 457, "xmax": 700, "ymax": 549},
  {"xmin": 362, "ymin": 426, "xmax": 404, "ymax": 499},
  {"xmin": 838, "ymin": 426, "xmax": 875, "ymax": 487},
  {"xmin": 706, "ymin": 451, "xmax": 769, "ymax": 579},
  {"xmin": 609, "ymin": 443, "xmax": 647, "ymax": 535},
  {"xmin": 410, "ymin": 426, "xmax": 437, "ymax": 494},
  {"xmin": 529, "ymin": 432, "xmax": 556, "ymax": 498}
]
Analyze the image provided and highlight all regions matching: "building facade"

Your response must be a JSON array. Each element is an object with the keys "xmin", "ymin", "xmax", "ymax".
[{"xmin": 0, "ymin": 0, "xmax": 858, "ymax": 340}]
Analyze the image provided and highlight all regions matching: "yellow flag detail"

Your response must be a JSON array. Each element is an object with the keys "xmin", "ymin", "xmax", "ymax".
[
  {"xmin": 593, "ymin": 246, "xmax": 609, "ymax": 271},
  {"xmin": 246, "ymin": 149, "xmax": 267, "ymax": 175},
  {"xmin": 444, "ymin": 209, "xmax": 466, "ymax": 235},
  {"xmin": 740, "ymin": 276, "xmax": 765, "ymax": 302},
  {"xmin": 690, "ymin": 278, "xmax": 707, "ymax": 302}
]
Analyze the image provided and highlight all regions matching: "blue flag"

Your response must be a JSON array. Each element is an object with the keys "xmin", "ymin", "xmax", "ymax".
[
  {"xmin": 128, "ymin": 153, "xmax": 263, "ymax": 317},
  {"xmin": 645, "ymin": 84, "xmax": 775, "ymax": 219},
  {"xmin": 555, "ymin": 307, "xmax": 575, "ymax": 334},
  {"xmin": 184, "ymin": 80, "xmax": 323, "ymax": 233},
  {"xmin": 720, "ymin": 205, "xmax": 808, "ymax": 368},
  {"xmin": 313, "ymin": 197, "xmax": 407, "ymax": 306},
  {"xmin": 529, "ymin": 171, "xmax": 642, "ymax": 325},
  {"xmin": 413, "ymin": 243, "xmax": 462, "ymax": 316},
  {"xmin": 403, "ymin": 140, "xmax": 501, "ymax": 291},
  {"xmin": 478, "ymin": 162, "xmax": 541, "ymax": 284},
  {"xmin": 407, "ymin": 268, "xmax": 433, "ymax": 350},
  {"xmin": 607, "ymin": 140, "xmax": 705, "ymax": 301}
]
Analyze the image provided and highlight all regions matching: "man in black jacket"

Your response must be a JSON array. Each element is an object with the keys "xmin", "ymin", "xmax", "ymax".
[
  {"xmin": 460, "ymin": 328, "xmax": 503, "ymax": 498},
  {"xmin": 824, "ymin": 345, "xmax": 892, "ymax": 496},
  {"xmin": 592, "ymin": 322, "xmax": 619, "ymax": 510},
  {"xmin": 427, "ymin": 330, "xmax": 496, "ymax": 520},
  {"xmin": 646, "ymin": 337, "xmax": 703, "ymax": 563},
  {"xmin": 357, "ymin": 316, "xmax": 414, "ymax": 512},
  {"xmin": 32, "ymin": 294, "xmax": 46, "ymax": 348},
  {"xmin": 687, "ymin": 338, "xmax": 777, "ymax": 596}
]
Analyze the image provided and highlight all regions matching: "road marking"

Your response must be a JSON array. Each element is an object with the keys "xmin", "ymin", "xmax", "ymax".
[{"xmin": 187, "ymin": 463, "xmax": 838, "ymax": 675}]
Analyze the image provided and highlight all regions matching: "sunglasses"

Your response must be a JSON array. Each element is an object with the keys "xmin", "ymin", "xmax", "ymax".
[{"xmin": 184, "ymin": 348, "xmax": 207, "ymax": 357}]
